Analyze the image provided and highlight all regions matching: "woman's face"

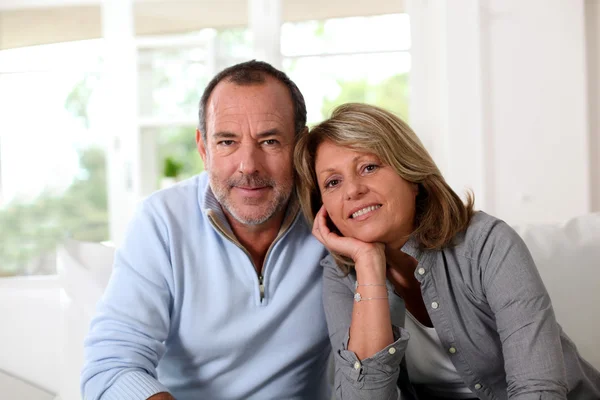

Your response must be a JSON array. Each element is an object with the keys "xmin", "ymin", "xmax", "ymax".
[{"xmin": 314, "ymin": 140, "xmax": 418, "ymax": 247}]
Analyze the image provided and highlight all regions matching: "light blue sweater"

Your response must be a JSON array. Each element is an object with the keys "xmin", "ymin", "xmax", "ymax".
[{"xmin": 81, "ymin": 172, "xmax": 331, "ymax": 400}]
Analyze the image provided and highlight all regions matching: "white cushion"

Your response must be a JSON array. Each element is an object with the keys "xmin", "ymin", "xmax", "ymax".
[{"xmin": 513, "ymin": 213, "xmax": 600, "ymax": 369}]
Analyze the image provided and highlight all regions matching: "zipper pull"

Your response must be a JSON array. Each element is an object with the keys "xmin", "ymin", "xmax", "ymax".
[{"xmin": 259, "ymin": 275, "xmax": 265, "ymax": 301}]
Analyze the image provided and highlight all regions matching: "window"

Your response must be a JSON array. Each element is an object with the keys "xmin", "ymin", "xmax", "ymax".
[
  {"xmin": 0, "ymin": 40, "xmax": 107, "ymax": 276},
  {"xmin": 281, "ymin": 14, "xmax": 411, "ymax": 124}
]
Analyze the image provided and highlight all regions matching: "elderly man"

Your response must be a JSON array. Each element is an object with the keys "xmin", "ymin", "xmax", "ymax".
[{"xmin": 81, "ymin": 60, "xmax": 331, "ymax": 400}]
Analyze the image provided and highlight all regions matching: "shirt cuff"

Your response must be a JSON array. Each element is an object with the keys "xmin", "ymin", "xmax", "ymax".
[
  {"xmin": 336, "ymin": 325, "xmax": 410, "ymax": 384},
  {"xmin": 101, "ymin": 370, "xmax": 169, "ymax": 400}
]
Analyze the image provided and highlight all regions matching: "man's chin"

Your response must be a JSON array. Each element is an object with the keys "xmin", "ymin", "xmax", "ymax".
[
  {"xmin": 231, "ymin": 213, "xmax": 273, "ymax": 226},
  {"xmin": 224, "ymin": 205, "xmax": 277, "ymax": 226},
  {"xmin": 221, "ymin": 193, "xmax": 290, "ymax": 227}
]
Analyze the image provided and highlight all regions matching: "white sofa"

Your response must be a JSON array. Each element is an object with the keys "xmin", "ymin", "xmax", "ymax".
[
  {"xmin": 512, "ymin": 215, "xmax": 600, "ymax": 368},
  {"xmin": 0, "ymin": 276, "xmax": 61, "ymax": 400},
  {"xmin": 39, "ymin": 213, "xmax": 600, "ymax": 399},
  {"xmin": 56, "ymin": 239, "xmax": 114, "ymax": 400}
]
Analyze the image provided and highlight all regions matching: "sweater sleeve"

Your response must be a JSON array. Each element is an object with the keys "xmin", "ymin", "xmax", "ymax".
[
  {"xmin": 81, "ymin": 201, "xmax": 174, "ymax": 400},
  {"xmin": 478, "ymin": 220, "xmax": 568, "ymax": 400},
  {"xmin": 321, "ymin": 256, "xmax": 409, "ymax": 400}
]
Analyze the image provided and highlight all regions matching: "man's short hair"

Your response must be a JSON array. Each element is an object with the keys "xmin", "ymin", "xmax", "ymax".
[{"xmin": 198, "ymin": 60, "xmax": 307, "ymax": 143}]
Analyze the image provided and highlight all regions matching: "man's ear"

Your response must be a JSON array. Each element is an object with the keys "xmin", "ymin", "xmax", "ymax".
[{"xmin": 196, "ymin": 128, "xmax": 208, "ymax": 167}]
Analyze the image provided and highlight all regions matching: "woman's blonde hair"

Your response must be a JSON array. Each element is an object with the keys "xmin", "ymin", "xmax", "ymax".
[{"xmin": 294, "ymin": 103, "xmax": 474, "ymax": 272}]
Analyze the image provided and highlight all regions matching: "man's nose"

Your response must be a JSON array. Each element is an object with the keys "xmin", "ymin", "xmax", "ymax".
[{"xmin": 237, "ymin": 143, "xmax": 261, "ymax": 175}]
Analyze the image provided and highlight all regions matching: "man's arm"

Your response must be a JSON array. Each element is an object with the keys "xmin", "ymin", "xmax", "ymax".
[{"xmin": 81, "ymin": 202, "xmax": 174, "ymax": 400}]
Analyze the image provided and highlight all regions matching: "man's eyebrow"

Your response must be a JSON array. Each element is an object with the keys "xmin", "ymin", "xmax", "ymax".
[
  {"xmin": 256, "ymin": 128, "xmax": 281, "ymax": 139},
  {"xmin": 212, "ymin": 131, "xmax": 238, "ymax": 139}
]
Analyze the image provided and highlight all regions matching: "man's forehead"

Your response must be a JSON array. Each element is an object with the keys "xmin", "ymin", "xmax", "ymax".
[
  {"xmin": 211, "ymin": 110, "xmax": 287, "ymax": 125},
  {"xmin": 205, "ymin": 79, "xmax": 294, "ymax": 130}
]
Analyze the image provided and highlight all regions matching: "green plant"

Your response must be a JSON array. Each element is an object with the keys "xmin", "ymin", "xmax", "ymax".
[{"xmin": 163, "ymin": 156, "xmax": 184, "ymax": 178}]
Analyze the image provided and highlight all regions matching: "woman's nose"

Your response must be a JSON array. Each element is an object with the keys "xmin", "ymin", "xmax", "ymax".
[{"xmin": 344, "ymin": 177, "xmax": 367, "ymax": 200}]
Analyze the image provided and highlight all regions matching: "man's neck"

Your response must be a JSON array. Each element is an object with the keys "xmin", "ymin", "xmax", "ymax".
[{"xmin": 227, "ymin": 210, "xmax": 287, "ymax": 274}]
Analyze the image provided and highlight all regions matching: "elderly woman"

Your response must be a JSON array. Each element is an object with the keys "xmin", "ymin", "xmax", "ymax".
[{"xmin": 294, "ymin": 103, "xmax": 600, "ymax": 400}]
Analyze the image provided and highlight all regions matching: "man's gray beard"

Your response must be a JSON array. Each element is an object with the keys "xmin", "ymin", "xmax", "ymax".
[
  {"xmin": 218, "ymin": 189, "xmax": 291, "ymax": 226},
  {"xmin": 211, "ymin": 174, "xmax": 293, "ymax": 226}
]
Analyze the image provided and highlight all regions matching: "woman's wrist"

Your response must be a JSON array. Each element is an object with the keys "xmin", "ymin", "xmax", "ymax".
[{"xmin": 355, "ymin": 257, "xmax": 387, "ymax": 284}]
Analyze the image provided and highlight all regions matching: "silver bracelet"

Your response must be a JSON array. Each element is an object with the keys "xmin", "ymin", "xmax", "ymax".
[
  {"xmin": 354, "ymin": 292, "xmax": 389, "ymax": 302},
  {"xmin": 355, "ymin": 281, "xmax": 386, "ymax": 288}
]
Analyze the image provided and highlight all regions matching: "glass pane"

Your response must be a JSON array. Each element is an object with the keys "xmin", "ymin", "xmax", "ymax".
[
  {"xmin": 138, "ymin": 28, "xmax": 252, "ymax": 120},
  {"xmin": 140, "ymin": 126, "xmax": 204, "ymax": 193},
  {"xmin": 156, "ymin": 125, "xmax": 204, "ymax": 184},
  {"xmin": 281, "ymin": 14, "xmax": 410, "ymax": 57},
  {"xmin": 0, "ymin": 42, "xmax": 107, "ymax": 277},
  {"xmin": 284, "ymin": 52, "xmax": 411, "ymax": 124}
]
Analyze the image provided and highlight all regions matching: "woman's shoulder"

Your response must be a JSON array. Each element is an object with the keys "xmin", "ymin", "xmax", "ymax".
[
  {"xmin": 454, "ymin": 211, "xmax": 523, "ymax": 258},
  {"xmin": 451, "ymin": 211, "xmax": 518, "ymax": 254}
]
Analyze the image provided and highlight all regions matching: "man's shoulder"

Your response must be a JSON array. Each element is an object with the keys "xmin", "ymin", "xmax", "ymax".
[{"xmin": 142, "ymin": 173, "xmax": 208, "ymax": 214}]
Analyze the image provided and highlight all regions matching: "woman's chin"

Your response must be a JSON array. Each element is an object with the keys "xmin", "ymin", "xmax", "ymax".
[{"xmin": 342, "ymin": 229, "xmax": 386, "ymax": 244}]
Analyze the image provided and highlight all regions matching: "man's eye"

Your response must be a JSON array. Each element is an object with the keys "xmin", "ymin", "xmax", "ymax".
[
  {"xmin": 218, "ymin": 140, "xmax": 235, "ymax": 146},
  {"xmin": 262, "ymin": 139, "xmax": 279, "ymax": 146}
]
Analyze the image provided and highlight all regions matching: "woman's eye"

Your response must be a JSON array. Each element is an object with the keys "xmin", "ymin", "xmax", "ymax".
[
  {"xmin": 325, "ymin": 179, "xmax": 340, "ymax": 188},
  {"xmin": 364, "ymin": 164, "xmax": 379, "ymax": 173}
]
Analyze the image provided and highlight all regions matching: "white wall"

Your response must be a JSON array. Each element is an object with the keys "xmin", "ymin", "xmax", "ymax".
[
  {"xmin": 587, "ymin": 0, "xmax": 600, "ymax": 213},
  {"xmin": 488, "ymin": 0, "xmax": 589, "ymax": 224},
  {"xmin": 409, "ymin": 0, "xmax": 595, "ymax": 226}
]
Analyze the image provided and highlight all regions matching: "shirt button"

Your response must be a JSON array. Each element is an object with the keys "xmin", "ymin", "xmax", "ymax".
[
  {"xmin": 388, "ymin": 347, "xmax": 397, "ymax": 355},
  {"xmin": 431, "ymin": 301, "xmax": 439, "ymax": 309},
  {"xmin": 353, "ymin": 361, "xmax": 361, "ymax": 370},
  {"xmin": 474, "ymin": 383, "xmax": 482, "ymax": 390},
  {"xmin": 448, "ymin": 347, "xmax": 457, "ymax": 354},
  {"xmin": 417, "ymin": 267, "xmax": 425, "ymax": 275}
]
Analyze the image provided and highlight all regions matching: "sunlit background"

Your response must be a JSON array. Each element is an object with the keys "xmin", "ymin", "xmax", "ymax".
[
  {"xmin": 0, "ymin": 1, "xmax": 599, "ymax": 399},
  {"xmin": 2, "ymin": 1, "xmax": 597, "ymax": 280},
  {"xmin": 0, "ymin": 1, "xmax": 598, "ymax": 277}
]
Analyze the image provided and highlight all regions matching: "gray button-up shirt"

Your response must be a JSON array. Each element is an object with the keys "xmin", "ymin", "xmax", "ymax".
[{"xmin": 323, "ymin": 212, "xmax": 600, "ymax": 400}]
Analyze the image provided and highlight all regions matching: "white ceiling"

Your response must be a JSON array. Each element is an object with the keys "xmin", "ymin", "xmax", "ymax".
[{"xmin": 0, "ymin": 0, "xmax": 405, "ymax": 50}]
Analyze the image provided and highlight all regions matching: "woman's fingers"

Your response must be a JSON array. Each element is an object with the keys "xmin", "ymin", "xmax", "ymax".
[
  {"xmin": 312, "ymin": 206, "xmax": 327, "ymax": 243},
  {"xmin": 312, "ymin": 206, "xmax": 377, "ymax": 260}
]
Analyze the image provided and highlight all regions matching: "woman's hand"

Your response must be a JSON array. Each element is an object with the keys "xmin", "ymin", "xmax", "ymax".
[{"xmin": 312, "ymin": 206, "xmax": 386, "ymax": 281}]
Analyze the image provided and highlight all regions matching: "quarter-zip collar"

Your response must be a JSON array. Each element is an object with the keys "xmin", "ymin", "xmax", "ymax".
[
  {"xmin": 200, "ymin": 183, "xmax": 300, "ymax": 249},
  {"xmin": 201, "ymin": 182, "xmax": 301, "ymax": 304}
]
